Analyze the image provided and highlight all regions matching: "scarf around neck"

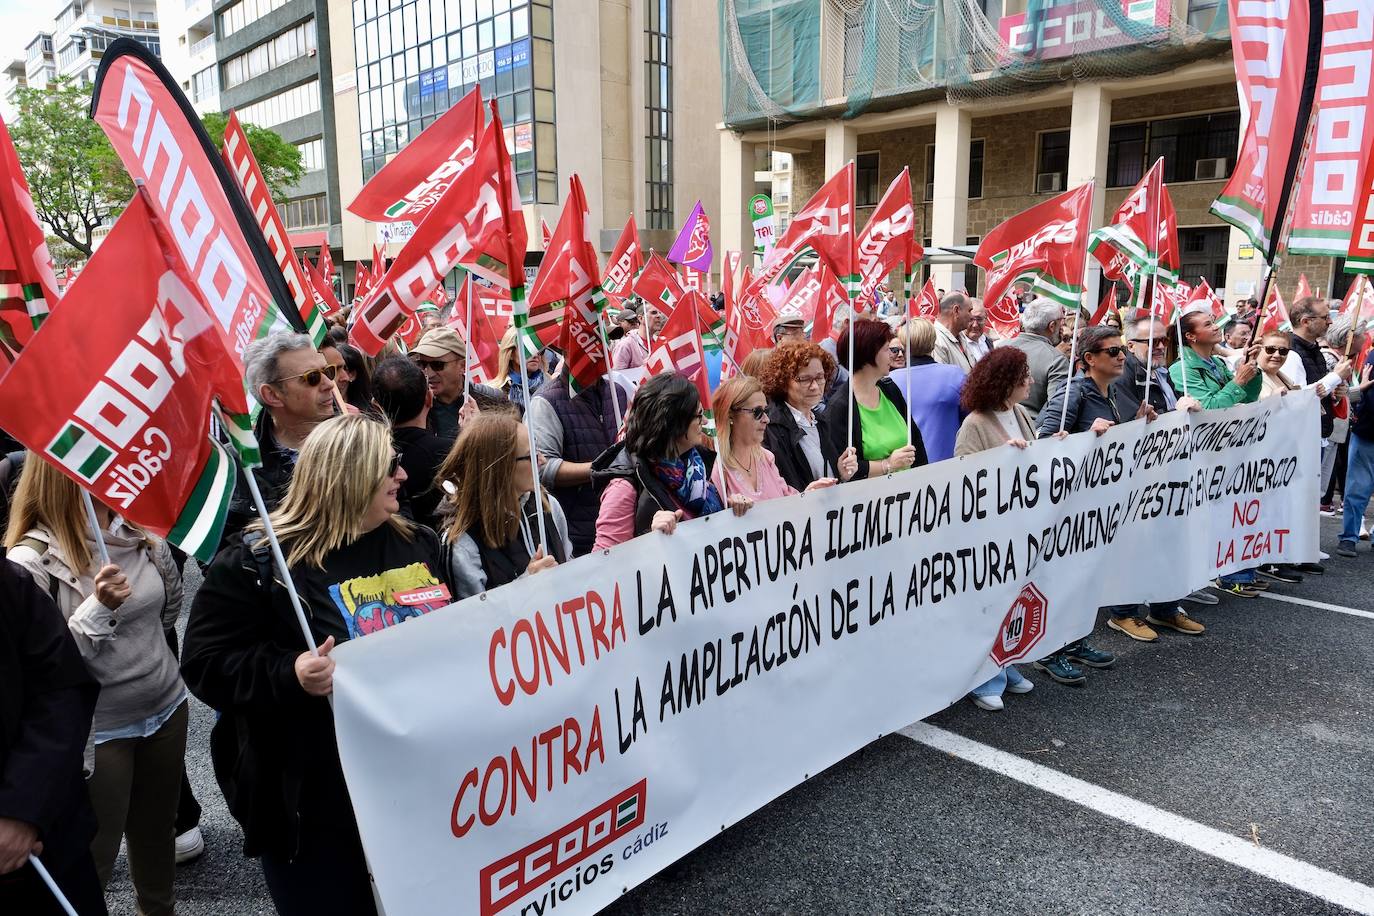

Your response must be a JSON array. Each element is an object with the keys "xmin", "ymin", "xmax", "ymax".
[{"xmin": 651, "ymin": 448, "xmax": 724, "ymax": 515}]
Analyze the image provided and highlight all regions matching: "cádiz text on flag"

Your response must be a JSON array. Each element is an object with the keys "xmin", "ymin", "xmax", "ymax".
[{"xmin": 330, "ymin": 392, "xmax": 1320, "ymax": 916}]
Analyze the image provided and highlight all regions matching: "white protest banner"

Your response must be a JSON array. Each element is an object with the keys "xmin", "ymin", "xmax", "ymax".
[{"xmin": 332, "ymin": 392, "xmax": 1319, "ymax": 916}]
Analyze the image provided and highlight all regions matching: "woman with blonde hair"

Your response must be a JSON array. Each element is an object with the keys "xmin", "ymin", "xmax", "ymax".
[
  {"xmin": 182, "ymin": 414, "xmax": 451, "ymax": 916},
  {"xmin": 5, "ymin": 459, "xmax": 185, "ymax": 916},
  {"xmin": 438, "ymin": 412, "xmax": 571, "ymax": 599},
  {"xmin": 492, "ymin": 326, "xmax": 549, "ymax": 409},
  {"xmin": 711, "ymin": 375, "xmax": 837, "ymax": 501}
]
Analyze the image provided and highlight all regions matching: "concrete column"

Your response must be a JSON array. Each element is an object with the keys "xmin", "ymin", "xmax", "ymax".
[
  {"xmin": 720, "ymin": 131, "xmax": 757, "ymax": 259},
  {"xmin": 824, "ymin": 120, "xmax": 858, "ymax": 178},
  {"xmin": 930, "ymin": 104, "xmax": 971, "ymax": 292},
  {"xmin": 1067, "ymin": 83, "xmax": 1111, "ymax": 309}
]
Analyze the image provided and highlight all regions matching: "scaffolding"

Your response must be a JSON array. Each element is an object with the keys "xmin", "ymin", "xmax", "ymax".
[{"xmin": 720, "ymin": 0, "xmax": 1233, "ymax": 129}]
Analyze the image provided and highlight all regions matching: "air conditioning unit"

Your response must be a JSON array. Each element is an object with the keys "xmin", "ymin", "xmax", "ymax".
[
  {"xmin": 924, "ymin": 182, "xmax": 935, "ymax": 201},
  {"xmin": 1195, "ymin": 157, "xmax": 1227, "ymax": 181},
  {"xmin": 1036, "ymin": 172, "xmax": 1063, "ymax": 194}
]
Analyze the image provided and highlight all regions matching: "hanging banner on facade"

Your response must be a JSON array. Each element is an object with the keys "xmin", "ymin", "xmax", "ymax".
[
  {"xmin": 332, "ymin": 393, "xmax": 1320, "ymax": 916},
  {"xmin": 1286, "ymin": 0, "xmax": 1374, "ymax": 257}
]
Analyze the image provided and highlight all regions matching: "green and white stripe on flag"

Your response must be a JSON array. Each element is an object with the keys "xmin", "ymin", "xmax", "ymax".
[
  {"xmin": 219, "ymin": 408, "xmax": 262, "ymax": 469},
  {"xmin": 0, "ymin": 279, "xmax": 50, "ymax": 330},
  {"xmin": 304, "ymin": 305, "xmax": 327, "ymax": 347},
  {"xmin": 166, "ymin": 437, "xmax": 236, "ymax": 563}
]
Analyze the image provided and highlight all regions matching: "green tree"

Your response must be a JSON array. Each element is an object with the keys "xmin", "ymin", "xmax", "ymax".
[
  {"xmin": 200, "ymin": 112, "xmax": 305, "ymax": 203},
  {"xmin": 10, "ymin": 79, "xmax": 132, "ymax": 258}
]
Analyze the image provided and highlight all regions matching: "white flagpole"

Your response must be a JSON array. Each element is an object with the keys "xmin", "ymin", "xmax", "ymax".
[
  {"xmin": 1140, "ymin": 166, "xmax": 1165, "ymax": 411},
  {"xmin": 212, "ymin": 406, "xmax": 319, "ymax": 655},
  {"xmin": 846, "ymin": 309, "xmax": 856, "ymax": 459},
  {"xmin": 1057, "ymin": 304, "xmax": 1081, "ymax": 435},
  {"xmin": 28, "ymin": 855, "xmax": 78, "ymax": 916},
  {"xmin": 1174, "ymin": 315, "xmax": 1190, "ymax": 398},
  {"xmin": 463, "ymin": 275, "xmax": 474, "ymax": 406},
  {"xmin": 80, "ymin": 490, "xmax": 111, "ymax": 567}
]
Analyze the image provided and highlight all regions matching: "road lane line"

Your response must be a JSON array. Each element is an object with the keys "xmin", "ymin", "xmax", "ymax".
[
  {"xmin": 901, "ymin": 723, "xmax": 1374, "ymax": 916},
  {"xmin": 1256, "ymin": 592, "xmax": 1374, "ymax": 621}
]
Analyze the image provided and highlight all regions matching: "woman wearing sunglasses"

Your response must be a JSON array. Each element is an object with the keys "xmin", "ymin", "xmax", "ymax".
[
  {"xmin": 591, "ymin": 373, "xmax": 749, "ymax": 549},
  {"xmin": 759, "ymin": 341, "xmax": 858, "ymax": 492},
  {"xmin": 710, "ymin": 376, "xmax": 838, "ymax": 503},
  {"xmin": 1036, "ymin": 326, "xmax": 1153, "ymax": 439},
  {"xmin": 183, "ymin": 415, "xmax": 452, "ymax": 916},
  {"xmin": 1257, "ymin": 333, "xmax": 1301, "ymax": 399},
  {"xmin": 438, "ymin": 413, "xmax": 570, "ymax": 599}
]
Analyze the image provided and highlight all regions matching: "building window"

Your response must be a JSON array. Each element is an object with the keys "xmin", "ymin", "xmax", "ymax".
[
  {"xmin": 353, "ymin": 0, "xmax": 554, "ymax": 204},
  {"xmin": 282, "ymin": 194, "xmax": 327, "ymax": 229},
  {"xmin": 56, "ymin": 3, "xmax": 83, "ymax": 32},
  {"xmin": 923, "ymin": 139, "xmax": 985, "ymax": 200},
  {"xmin": 1186, "ymin": 0, "xmax": 1222, "ymax": 30},
  {"xmin": 645, "ymin": 0, "xmax": 672, "ymax": 230},
  {"xmin": 219, "ymin": 0, "xmax": 291, "ymax": 40},
  {"xmin": 191, "ymin": 66, "xmax": 218, "ymax": 102},
  {"xmin": 1106, "ymin": 110, "xmax": 1240, "ymax": 187},
  {"xmin": 56, "ymin": 42, "xmax": 82, "ymax": 71},
  {"xmin": 222, "ymin": 20, "xmax": 317, "ymax": 90},
  {"xmin": 856, "ymin": 152, "xmax": 879, "ymax": 207},
  {"xmin": 1036, "ymin": 130, "xmax": 1069, "ymax": 193},
  {"xmin": 238, "ymin": 80, "xmax": 321, "ymax": 129},
  {"xmin": 297, "ymin": 138, "xmax": 324, "ymax": 172}
]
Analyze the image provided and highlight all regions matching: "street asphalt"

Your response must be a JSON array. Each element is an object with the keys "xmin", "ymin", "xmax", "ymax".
[{"xmin": 105, "ymin": 514, "xmax": 1373, "ymax": 916}]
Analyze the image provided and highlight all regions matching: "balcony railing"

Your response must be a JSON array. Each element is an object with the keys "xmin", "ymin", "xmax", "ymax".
[{"xmin": 190, "ymin": 35, "xmax": 214, "ymax": 57}]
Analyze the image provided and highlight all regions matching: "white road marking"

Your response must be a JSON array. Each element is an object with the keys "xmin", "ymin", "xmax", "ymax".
[
  {"xmin": 901, "ymin": 723, "xmax": 1374, "ymax": 916},
  {"xmin": 1257, "ymin": 592, "xmax": 1374, "ymax": 621}
]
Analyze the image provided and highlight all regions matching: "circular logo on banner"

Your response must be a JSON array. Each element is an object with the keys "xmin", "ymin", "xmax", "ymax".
[
  {"xmin": 990, "ymin": 583, "xmax": 1047, "ymax": 666},
  {"xmin": 751, "ymin": 198, "xmax": 768, "ymax": 216}
]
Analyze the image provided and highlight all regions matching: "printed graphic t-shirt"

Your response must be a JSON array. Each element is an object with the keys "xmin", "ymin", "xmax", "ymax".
[{"xmin": 294, "ymin": 523, "xmax": 452, "ymax": 644}]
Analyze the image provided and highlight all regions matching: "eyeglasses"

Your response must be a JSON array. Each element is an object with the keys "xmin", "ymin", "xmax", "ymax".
[
  {"xmin": 413, "ymin": 357, "xmax": 455, "ymax": 373},
  {"xmin": 793, "ymin": 374, "xmax": 826, "ymax": 388},
  {"xmin": 731, "ymin": 405, "xmax": 768, "ymax": 421},
  {"xmin": 692, "ymin": 408, "xmax": 705, "ymax": 423},
  {"xmin": 1261, "ymin": 345, "xmax": 1290, "ymax": 357},
  {"xmin": 1129, "ymin": 337, "xmax": 1165, "ymax": 346},
  {"xmin": 887, "ymin": 346, "xmax": 905, "ymax": 356},
  {"xmin": 1087, "ymin": 346, "xmax": 1127, "ymax": 358},
  {"xmin": 622, "ymin": 316, "xmax": 641, "ymax": 326},
  {"xmin": 273, "ymin": 364, "xmax": 338, "ymax": 387},
  {"xmin": 386, "ymin": 452, "xmax": 401, "ymax": 478}
]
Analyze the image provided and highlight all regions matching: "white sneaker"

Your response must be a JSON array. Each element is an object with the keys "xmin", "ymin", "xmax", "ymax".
[
  {"xmin": 971, "ymin": 694, "xmax": 1004, "ymax": 711},
  {"xmin": 1005, "ymin": 678, "xmax": 1034, "ymax": 695},
  {"xmin": 1362, "ymin": 521, "xmax": 1370, "ymax": 541},
  {"xmin": 175, "ymin": 826, "xmax": 205, "ymax": 864}
]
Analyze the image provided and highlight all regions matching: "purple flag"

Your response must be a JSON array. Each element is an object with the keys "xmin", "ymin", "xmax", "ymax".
[{"xmin": 667, "ymin": 200, "xmax": 713, "ymax": 273}]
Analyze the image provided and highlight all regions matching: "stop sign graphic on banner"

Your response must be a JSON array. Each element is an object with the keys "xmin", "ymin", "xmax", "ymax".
[{"xmin": 990, "ymin": 583, "xmax": 1047, "ymax": 666}]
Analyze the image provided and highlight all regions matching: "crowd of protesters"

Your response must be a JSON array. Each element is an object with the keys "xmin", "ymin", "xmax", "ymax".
[{"xmin": 1, "ymin": 276, "xmax": 1367, "ymax": 916}]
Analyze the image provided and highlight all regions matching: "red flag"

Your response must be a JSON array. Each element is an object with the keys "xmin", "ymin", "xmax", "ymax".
[
  {"xmin": 1259, "ymin": 286, "xmax": 1290, "ymax": 335},
  {"xmin": 1152, "ymin": 279, "xmax": 1192, "ymax": 326},
  {"xmin": 318, "ymin": 245, "xmax": 334, "ymax": 285},
  {"xmin": 222, "ymin": 111, "xmax": 322, "ymax": 342},
  {"xmin": 809, "ymin": 265, "xmax": 849, "ymax": 344},
  {"xmin": 302, "ymin": 256, "xmax": 342, "ymax": 317},
  {"xmin": 645, "ymin": 293, "xmax": 710, "ymax": 407},
  {"xmin": 348, "ymin": 87, "xmax": 485, "ymax": 223},
  {"xmin": 354, "ymin": 261, "xmax": 374, "ymax": 303},
  {"xmin": 1182, "ymin": 279, "xmax": 1227, "ymax": 321},
  {"xmin": 1089, "ymin": 283, "xmax": 1116, "ymax": 326},
  {"xmin": 1089, "ymin": 159, "xmax": 1179, "ymax": 286},
  {"xmin": 633, "ymin": 253, "xmax": 686, "ymax": 315},
  {"xmin": 0, "ymin": 114, "xmax": 59, "ymax": 355},
  {"xmin": 722, "ymin": 251, "xmax": 742, "ymax": 310},
  {"xmin": 1211, "ymin": 0, "xmax": 1318, "ymax": 259},
  {"xmin": 529, "ymin": 175, "xmax": 612, "ymax": 393},
  {"xmin": 0, "ymin": 190, "xmax": 247, "ymax": 558},
  {"xmin": 1338, "ymin": 274, "xmax": 1374, "ymax": 326},
  {"xmin": 1294, "ymin": 273, "xmax": 1314, "ymax": 302},
  {"xmin": 350, "ymin": 110, "xmax": 527, "ymax": 355},
  {"xmin": 61, "ymin": 265, "xmax": 76, "ymax": 291},
  {"xmin": 679, "ymin": 265, "xmax": 707, "ymax": 294},
  {"xmin": 372, "ymin": 243, "xmax": 386, "ymax": 279},
  {"xmin": 750, "ymin": 163, "xmax": 855, "ymax": 294},
  {"xmin": 603, "ymin": 215, "xmax": 642, "ymax": 295},
  {"xmin": 723, "ymin": 284, "xmax": 776, "ymax": 372},
  {"xmin": 1349, "ymin": 149, "xmax": 1374, "ymax": 274},
  {"xmin": 449, "ymin": 275, "xmax": 506, "ymax": 384},
  {"xmin": 986, "ymin": 296, "xmax": 1023, "ymax": 339},
  {"xmin": 540, "ymin": 218, "xmax": 553, "ymax": 249},
  {"xmin": 975, "ymin": 183, "xmax": 1094, "ymax": 315},
  {"xmin": 857, "ymin": 168, "xmax": 921, "ymax": 302},
  {"xmin": 909, "ymin": 278, "xmax": 940, "ymax": 321},
  {"xmin": 92, "ymin": 46, "xmax": 296, "ymax": 353}
]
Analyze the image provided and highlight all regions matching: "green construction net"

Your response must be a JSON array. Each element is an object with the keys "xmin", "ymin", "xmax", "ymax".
[{"xmin": 720, "ymin": 0, "xmax": 1233, "ymax": 129}]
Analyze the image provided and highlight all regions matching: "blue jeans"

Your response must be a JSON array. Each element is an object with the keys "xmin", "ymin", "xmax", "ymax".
[
  {"xmin": 971, "ymin": 664, "xmax": 1029, "ymax": 698},
  {"xmin": 1219, "ymin": 569, "xmax": 1256, "ymax": 585},
  {"xmin": 1340, "ymin": 432, "xmax": 1374, "ymax": 544}
]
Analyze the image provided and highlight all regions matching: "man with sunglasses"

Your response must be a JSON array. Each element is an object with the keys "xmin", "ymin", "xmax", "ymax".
[
  {"xmin": 411, "ymin": 327, "xmax": 473, "ymax": 441},
  {"xmin": 223, "ymin": 332, "xmax": 343, "ymax": 544},
  {"xmin": 1289, "ymin": 297, "xmax": 1353, "ymax": 468}
]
